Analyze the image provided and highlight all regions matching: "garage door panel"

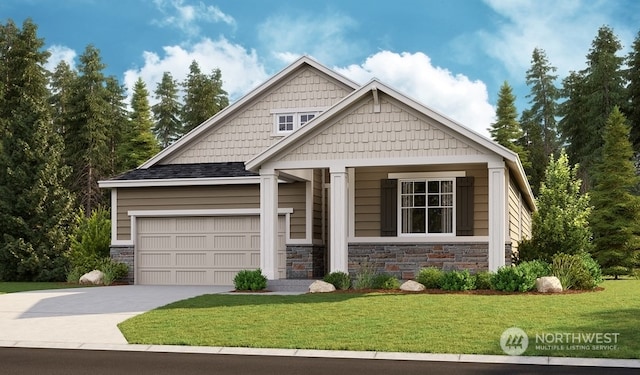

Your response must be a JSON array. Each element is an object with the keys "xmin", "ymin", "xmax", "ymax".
[{"xmin": 137, "ymin": 215, "xmax": 286, "ymax": 286}]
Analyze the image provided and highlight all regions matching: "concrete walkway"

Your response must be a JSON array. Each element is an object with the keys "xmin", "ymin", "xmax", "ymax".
[{"xmin": 0, "ymin": 285, "xmax": 227, "ymax": 345}]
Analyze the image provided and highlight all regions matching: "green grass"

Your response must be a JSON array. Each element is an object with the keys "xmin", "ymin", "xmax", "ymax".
[
  {"xmin": 119, "ymin": 279, "xmax": 640, "ymax": 359},
  {"xmin": 0, "ymin": 282, "xmax": 89, "ymax": 294}
]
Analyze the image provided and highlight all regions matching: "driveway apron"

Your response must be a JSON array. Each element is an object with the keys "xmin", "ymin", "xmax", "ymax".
[{"xmin": 0, "ymin": 285, "xmax": 228, "ymax": 345}]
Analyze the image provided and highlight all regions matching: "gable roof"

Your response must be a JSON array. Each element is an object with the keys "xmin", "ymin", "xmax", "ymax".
[
  {"xmin": 246, "ymin": 79, "xmax": 535, "ymax": 210},
  {"xmin": 139, "ymin": 56, "xmax": 359, "ymax": 169}
]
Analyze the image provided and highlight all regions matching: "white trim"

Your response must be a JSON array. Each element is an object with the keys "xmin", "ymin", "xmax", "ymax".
[
  {"xmin": 270, "ymin": 107, "xmax": 327, "ymax": 114},
  {"xmin": 348, "ymin": 168, "xmax": 355, "ymax": 238},
  {"xmin": 329, "ymin": 168, "xmax": 349, "ymax": 273},
  {"xmin": 488, "ymin": 163, "xmax": 507, "ymax": 271},
  {"xmin": 348, "ymin": 236, "xmax": 489, "ymax": 243},
  {"xmin": 388, "ymin": 171, "xmax": 466, "ymax": 179},
  {"xmin": 128, "ymin": 208, "xmax": 293, "ymax": 217},
  {"xmin": 305, "ymin": 179, "xmax": 313, "ymax": 242},
  {"xmin": 111, "ymin": 240, "xmax": 134, "ymax": 246},
  {"xmin": 111, "ymin": 189, "xmax": 118, "ymax": 243},
  {"xmin": 397, "ymin": 178, "xmax": 457, "ymax": 237}
]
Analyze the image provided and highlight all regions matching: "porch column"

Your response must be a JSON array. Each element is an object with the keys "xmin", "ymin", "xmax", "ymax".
[
  {"xmin": 330, "ymin": 166, "xmax": 349, "ymax": 273},
  {"xmin": 488, "ymin": 162, "xmax": 507, "ymax": 271},
  {"xmin": 260, "ymin": 169, "xmax": 279, "ymax": 279}
]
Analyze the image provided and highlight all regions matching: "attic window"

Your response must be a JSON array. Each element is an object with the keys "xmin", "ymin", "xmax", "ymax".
[{"xmin": 274, "ymin": 111, "xmax": 318, "ymax": 134}]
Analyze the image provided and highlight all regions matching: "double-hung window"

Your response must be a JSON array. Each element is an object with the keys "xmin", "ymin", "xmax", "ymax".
[{"xmin": 399, "ymin": 179, "xmax": 454, "ymax": 235}]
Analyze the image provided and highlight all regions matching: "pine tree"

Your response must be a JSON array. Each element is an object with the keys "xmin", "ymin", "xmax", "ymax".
[
  {"xmin": 64, "ymin": 45, "xmax": 111, "ymax": 214},
  {"xmin": 489, "ymin": 81, "xmax": 530, "ymax": 170},
  {"xmin": 0, "ymin": 19, "xmax": 74, "ymax": 281},
  {"xmin": 152, "ymin": 72, "xmax": 182, "ymax": 148},
  {"xmin": 590, "ymin": 107, "xmax": 640, "ymax": 278},
  {"xmin": 182, "ymin": 61, "xmax": 229, "ymax": 134},
  {"xmin": 120, "ymin": 78, "xmax": 159, "ymax": 170},
  {"xmin": 104, "ymin": 76, "xmax": 129, "ymax": 175},
  {"xmin": 49, "ymin": 60, "xmax": 77, "ymax": 137},
  {"xmin": 521, "ymin": 48, "xmax": 560, "ymax": 193},
  {"xmin": 558, "ymin": 71, "xmax": 588, "ymax": 169},
  {"xmin": 626, "ymin": 31, "xmax": 640, "ymax": 151},
  {"xmin": 561, "ymin": 26, "xmax": 626, "ymax": 188}
]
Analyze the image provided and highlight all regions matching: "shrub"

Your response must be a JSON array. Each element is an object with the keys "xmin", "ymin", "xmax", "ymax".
[
  {"xmin": 323, "ymin": 271, "xmax": 351, "ymax": 290},
  {"xmin": 372, "ymin": 274, "xmax": 400, "ymax": 290},
  {"xmin": 579, "ymin": 252, "xmax": 603, "ymax": 286},
  {"xmin": 66, "ymin": 207, "xmax": 111, "ymax": 280},
  {"xmin": 490, "ymin": 266, "xmax": 522, "ymax": 292},
  {"xmin": 441, "ymin": 270, "xmax": 475, "ymax": 291},
  {"xmin": 550, "ymin": 253, "xmax": 597, "ymax": 290},
  {"xmin": 233, "ymin": 269, "xmax": 268, "ymax": 291},
  {"xmin": 97, "ymin": 258, "xmax": 129, "ymax": 285},
  {"xmin": 353, "ymin": 262, "xmax": 376, "ymax": 290},
  {"xmin": 475, "ymin": 271, "xmax": 493, "ymax": 290},
  {"xmin": 416, "ymin": 267, "xmax": 444, "ymax": 289}
]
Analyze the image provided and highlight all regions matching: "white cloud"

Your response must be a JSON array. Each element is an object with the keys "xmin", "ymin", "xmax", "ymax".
[
  {"xmin": 123, "ymin": 37, "xmax": 268, "ymax": 105},
  {"xmin": 336, "ymin": 51, "xmax": 495, "ymax": 138},
  {"xmin": 478, "ymin": 0, "xmax": 636, "ymax": 80},
  {"xmin": 152, "ymin": 0, "xmax": 236, "ymax": 37},
  {"xmin": 257, "ymin": 11, "xmax": 361, "ymax": 66},
  {"xmin": 45, "ymin": 45, "xmax": 77, "ymax": 72}
]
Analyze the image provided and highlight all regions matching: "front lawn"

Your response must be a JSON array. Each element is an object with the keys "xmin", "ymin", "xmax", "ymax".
[
  {"xmin": 119, "ymin": 279, "xmax": 639, "ymax": 359},
  {"xmin": 0, "ymin": 282, "xmax": 88, "ymax": 294}
]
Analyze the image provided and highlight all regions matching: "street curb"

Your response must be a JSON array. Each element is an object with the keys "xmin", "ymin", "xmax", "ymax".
[{"xmin": 1, "ymin": 341, "xmax": 638, "ymax": 368}]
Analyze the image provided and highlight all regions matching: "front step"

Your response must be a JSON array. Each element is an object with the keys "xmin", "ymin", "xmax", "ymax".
[{"xmin": 267, "ymin": 279, "xmax": 317, "ymax": 293}]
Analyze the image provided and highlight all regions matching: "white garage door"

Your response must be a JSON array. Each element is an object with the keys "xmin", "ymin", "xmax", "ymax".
[{"xmin": 136, "ymin": 215, "xmax": 286, "ymax": 285}]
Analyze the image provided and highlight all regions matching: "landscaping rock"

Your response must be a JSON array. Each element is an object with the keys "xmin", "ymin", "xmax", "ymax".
[
  {"xmin": 309, "ymin": 280, "xmax": 336, "ymax": 293},
  {"xmin": 536, "ymin": 276, "xmax": 563, "ymax": 293},
  {"xmin": 80, "ymin": 270, "xmax": 105, "ymax": 285},
  {"xmin": 400, "ymin": 280, "xmax": 426, "ymax": 292}
]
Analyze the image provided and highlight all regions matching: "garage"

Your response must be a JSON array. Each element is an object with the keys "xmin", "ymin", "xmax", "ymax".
[{"xmin": 135, "ymin": 215, "xmax": 286, "ymax": 285}]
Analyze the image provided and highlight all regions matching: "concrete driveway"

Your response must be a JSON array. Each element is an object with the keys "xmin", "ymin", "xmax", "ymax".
[{"xmin": 0, "ymin": 285, "xmax": 229, "ymax": 346}]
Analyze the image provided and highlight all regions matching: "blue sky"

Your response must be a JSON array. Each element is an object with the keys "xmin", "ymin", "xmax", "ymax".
[{"xmin": 2, "ymin": 0, "xmax": 639, "ymax": 137}]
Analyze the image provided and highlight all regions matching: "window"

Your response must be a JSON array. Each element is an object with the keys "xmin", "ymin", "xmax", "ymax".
[
  {"xmin": 274, "ymin": 112, "xmax": 318, "ymax": 134},
  {"xmin": 399, "ymin": 179, "xmax": 454, "ymax": 235}
]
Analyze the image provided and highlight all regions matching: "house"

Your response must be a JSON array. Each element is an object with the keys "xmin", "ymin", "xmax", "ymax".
[{"xmin": 99, "ymin": 56, "xmax": 535, "ymax": 286}]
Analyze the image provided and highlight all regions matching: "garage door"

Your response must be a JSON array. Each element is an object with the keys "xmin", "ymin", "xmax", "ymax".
[{"xmin": 136, "ymin": 215, "xmax": 286, "ymax": 285}]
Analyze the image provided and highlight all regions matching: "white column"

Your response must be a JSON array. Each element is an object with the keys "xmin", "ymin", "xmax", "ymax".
[
  {"xmin": 260, "ymin": 169, "xmax": 279, "ymax": 280},
  {"xmin": 330, "ymin": 166, "xmax": 349, "ymax": 273},
  {"xmin": 488, "ymin": 162, "xmax": 507, "ymax": 271}
]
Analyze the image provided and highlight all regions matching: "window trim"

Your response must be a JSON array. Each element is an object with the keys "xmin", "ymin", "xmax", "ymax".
[
  {"xmin": 272, "ymin": 109, "xmax": 322, "ymax": 135},
  {"xmin": 397, "ymin": 177, "xmax": 457, "ymax": 237}
]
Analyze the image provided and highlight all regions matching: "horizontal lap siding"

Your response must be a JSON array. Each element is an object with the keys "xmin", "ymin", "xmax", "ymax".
[
  {"xmin": 117, "ymin": 183, "xmax": 307, "ymax": 240},
  {"xmin": 508, "ymin": 178, "xmax": 533, "ymax": 247},
  {"xmin": 354, "ymin": 165, "xmax": 488, "ymax": 237}
]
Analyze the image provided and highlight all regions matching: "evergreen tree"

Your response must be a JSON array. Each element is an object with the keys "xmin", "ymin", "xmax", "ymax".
[
  {"xmin": 518, "ymin": 150, "xmax": 592, "ymax": 262},
  {"xmin": 152, "ymin": 72, "xmax": 182, "ymax": 148},
  {"xmin": 489, "ymin": 81, "xmax": 530, "ymax": 170},
  {"xmin": 64, "ymin": 45, "xmax": 111, "ymax": 214},
  {"xmin": 182, "ymin": 61, "xmax": 229, "ymax": 134},
  {"xmin": 49, "ymin": 60, "xmax": 77, "ymax": 137},
  {"xmin": 590, "ymin": 107, "xmax": 640, "ymax": 278},
  {"xmin": 558, "ymin": 71, "xmax": 588, "ymax": 169},
  {"xmin": 0, "ymin": 19, "xmax": 74, "ymax": 281},
  {"xmin": 561, "ymin": 26, "xmax": 626, "ymax": 188},
  {"xmin": 626, "ymin": 31, "xmax": 640, "ymax": 151},
  {"xmin": 120, "ymin": 78, "xmax": 159, "ymax": 170},
  {"xmin": 104, "ymin": 76, "xmax": 129, "ymax": 175},
  {"xmin": 521, "ymin": 48, "xmax": 560, "ymax": 194}
]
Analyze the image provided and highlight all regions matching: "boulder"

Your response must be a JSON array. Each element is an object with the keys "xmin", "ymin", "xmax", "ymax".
[
  {"xmin": 536, "ymin": 276, "xmax": 563, "ymax": 293},
  {"xmin": 309, "ymin": 280, "xmax": 336, "ymax": 293},
  {"xmin": 80, "ymin": 270, "xmax": 105, "ymax": 285},
  {"xmin": 400, "ymin": 280, "xmax": 426, "ymax": 292}
]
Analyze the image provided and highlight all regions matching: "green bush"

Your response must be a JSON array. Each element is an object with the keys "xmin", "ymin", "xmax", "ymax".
[
  {"xmin": 98, "ymin": 258, "xmax": 129, "ymax": 285},
  {"xmin": 353, "ymin": 262, "xmax": 376, "ymax": 289},
  {"xmin": 416, "ymin": 267, "xmax": 444, "ymax": 289},
  {"xmin": 490, "ymin": 266, "xmax": 523, "ymax": 292},
  {"xmin": 491, "ymin": 261, "xmax": 550, "ymax": 292},
  {"xmin": 323, "ymin": 271, "xmax": 351, "ymax": 290},
  {"xmin": 551, "ymin": 252, "xmax": 602, "ymax": 290},
  {"xmin": 475, "ymin": 271, "xmax": 493, "ymax": 290},
  {"xmin": 233, "ymin": 269, "xmax": 268, "ymax": 291},
  {"xmin": 441, "ymin": 270, "xmax": 475, "ymax": 291},
  {"xmin": 66, "ymin": 207, "xmax": 111, "ymax": 280},
  {"xmin": 372, "ymin": 274, "xmax": 400, "ymax": 290}
]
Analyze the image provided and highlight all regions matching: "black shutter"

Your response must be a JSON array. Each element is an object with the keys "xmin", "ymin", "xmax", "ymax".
[
  {"xmin": 456, "ymin": 176, "xmax": 474, "ymax": 236},
  {"xmin": 380, "ymin": 179, "xmax": 397, "ymax": 236}
]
